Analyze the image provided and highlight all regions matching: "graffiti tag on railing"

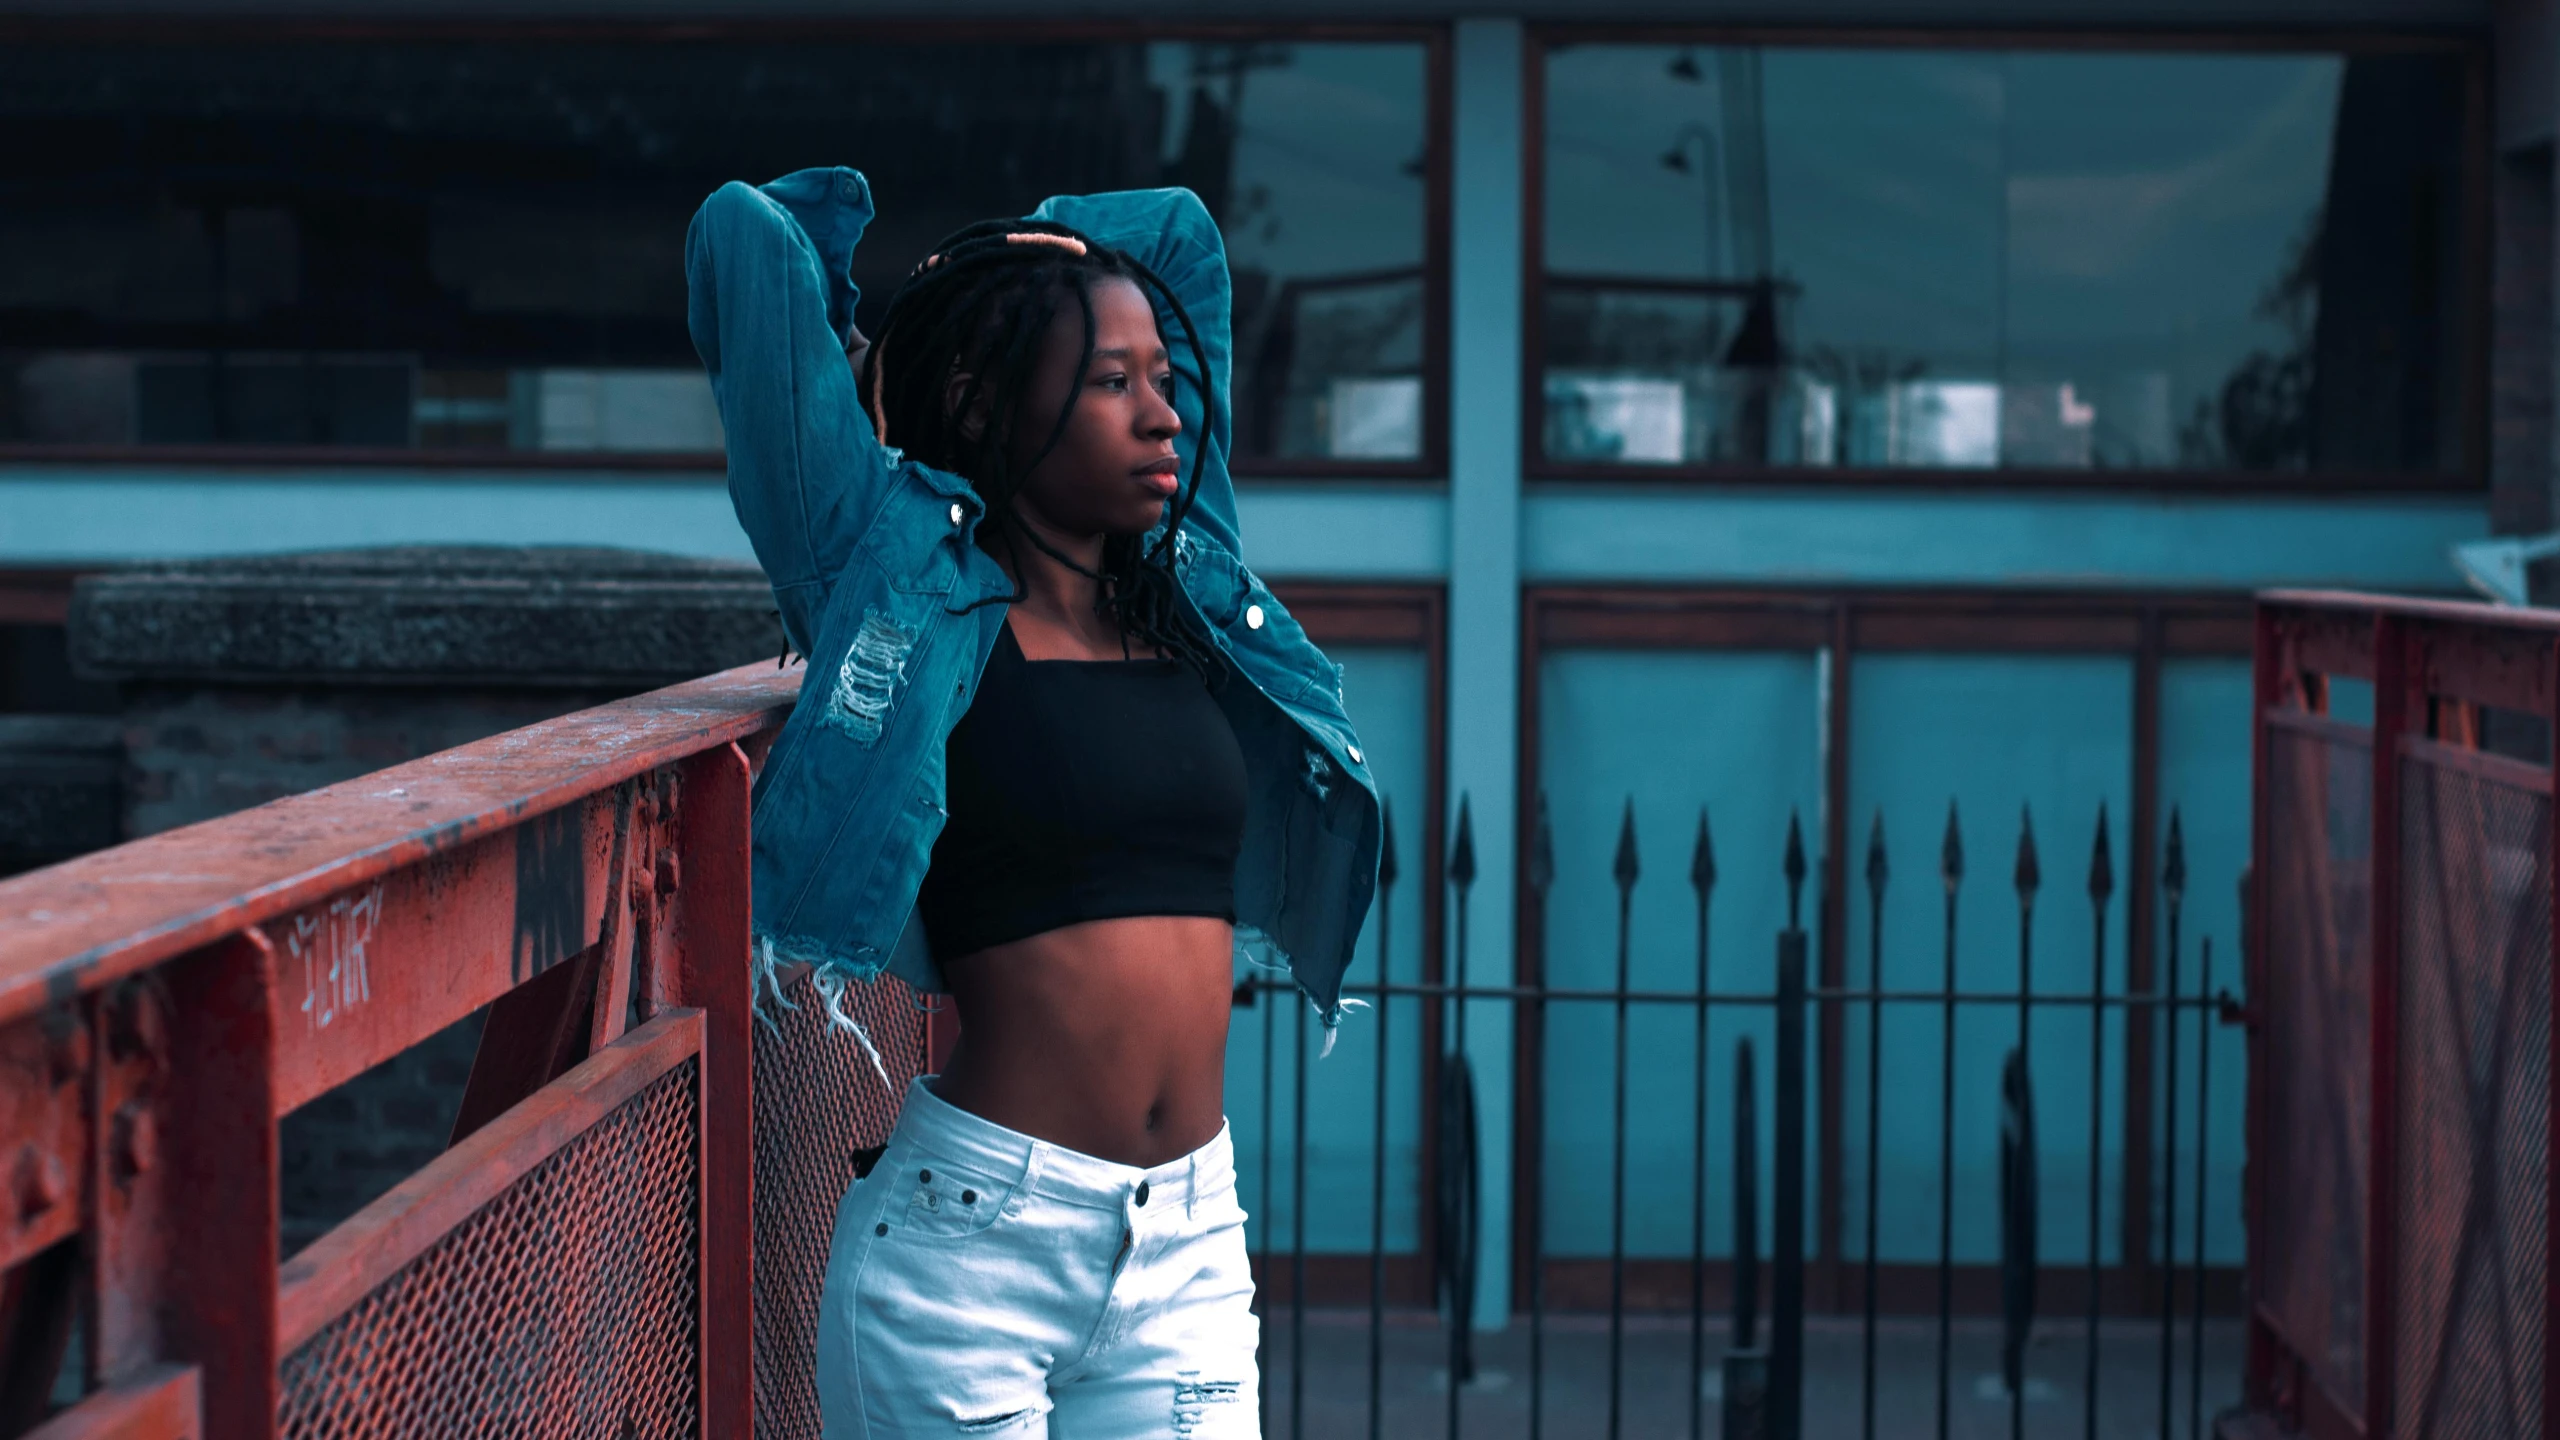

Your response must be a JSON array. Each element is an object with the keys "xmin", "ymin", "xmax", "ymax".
[{"xmin": 289, "ymin": 884, "xmax": 382, "ymax": 1031}]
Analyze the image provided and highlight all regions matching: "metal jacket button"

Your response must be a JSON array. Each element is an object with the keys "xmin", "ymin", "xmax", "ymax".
[{"xmin": 1244, "ymin": 604, "xmax": 1265, "ymax": 631}]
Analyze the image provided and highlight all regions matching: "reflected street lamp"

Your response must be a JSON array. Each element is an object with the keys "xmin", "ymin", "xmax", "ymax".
[{"xmin": 1658, "ymin": 124, "xmax": 1724, "ymax": 279}]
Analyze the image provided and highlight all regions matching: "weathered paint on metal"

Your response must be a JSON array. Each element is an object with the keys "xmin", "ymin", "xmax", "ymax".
[
  {"xmin": 0, "ymin": 660, "xmax": 799, "ymax": 1440},
  {"xmin": 0, "ymin": 1006, "xmax": 88, "ymax": 1276},
  {"xmin": 675, "ymin": 744, "xmax": 756, "ymax": 1440},
  {"xmin": 0, "ymin": 665, "xmax": 797, "ymax": 1030},
  {"xmin": 266, "ymin": 792, "xmax": 615, "ymax": 1118},
  {"xmin": 146, "ymin": 931, "xmax": 279, "ymax": 1439},
  {"xmin": 22, "ymin": 1363, "xmax": 200, "ymax": 1440},
  {"xmin": 276, "ymin": 1010, "xmax": 705, "ymax": 1354}
]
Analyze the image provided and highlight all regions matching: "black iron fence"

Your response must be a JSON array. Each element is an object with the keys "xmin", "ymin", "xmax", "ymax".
[{"xmin": 1240, "ymin": 792, "xmax": 2244, "ymax": 1440}]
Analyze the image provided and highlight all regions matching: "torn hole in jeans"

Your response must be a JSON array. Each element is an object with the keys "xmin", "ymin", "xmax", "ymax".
[
  {"xmin": 956, "ymin": 1409, "xmax": 1036, "ymax": 1434},
  {"xmin": 1173, "ymin": 1372, "xmax": 1245, "ymax": 1433}
]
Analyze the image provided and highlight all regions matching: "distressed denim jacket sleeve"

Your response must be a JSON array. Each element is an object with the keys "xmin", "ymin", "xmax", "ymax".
[{"xmin": 686, "ymin": 168, "xmax": 894, "ymax": 660}]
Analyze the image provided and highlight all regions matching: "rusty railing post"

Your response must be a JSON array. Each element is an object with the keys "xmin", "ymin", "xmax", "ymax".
[
  {"xmin": 97, "ymin": 929, "xmax": 281, "ymax": 1439},
  {"xmin": 677, "ymin": 743, "xmax": 757, "ymax": 1439},
  {"xmin": 2365, "ymin": 614, "xmax": 2407, "ymax": 1438}
]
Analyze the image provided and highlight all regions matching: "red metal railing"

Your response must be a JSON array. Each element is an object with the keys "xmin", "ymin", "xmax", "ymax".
[
  {"xmin": 2249, "ymin": 590, "xmax": 2560, "ymax": 1440},
  {"xmin": 0, "ymin": 663, "xmax": 936, "ymax": 1440}
]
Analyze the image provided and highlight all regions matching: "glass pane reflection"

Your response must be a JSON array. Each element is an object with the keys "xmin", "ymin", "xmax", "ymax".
[
  {"xmin": 1541, "ymin": 42, "xmax": 2465, "ymax": 475},
  {"xmin": 0, "ymin": 38, "xmax": 1432, "ymax": 465}
]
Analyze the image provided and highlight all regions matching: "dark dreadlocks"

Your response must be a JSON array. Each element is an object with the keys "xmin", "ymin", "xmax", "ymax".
[{"xmin": 859, "ymin": 217, "xmax": 1224, "ymax": 682}]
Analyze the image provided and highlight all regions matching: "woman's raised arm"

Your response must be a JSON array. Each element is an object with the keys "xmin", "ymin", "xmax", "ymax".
[
  {"xmin": 687, "ymin": 167, "xmax": 895, "ymax": 656},
  {"xmin": 1028, "ymin": 187, "xmax": 1241, "ymax": 557}
]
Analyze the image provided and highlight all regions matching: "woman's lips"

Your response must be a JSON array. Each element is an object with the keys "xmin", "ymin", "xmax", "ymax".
[{"xmin": 1135, "ymin": 459, "xmax": 1180, "ymax": 497}]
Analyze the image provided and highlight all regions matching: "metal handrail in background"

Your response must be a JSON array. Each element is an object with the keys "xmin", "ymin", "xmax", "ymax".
[{"xmin": 2245, "ymin": 589, "xmax": 2560, "ymax": 1440}]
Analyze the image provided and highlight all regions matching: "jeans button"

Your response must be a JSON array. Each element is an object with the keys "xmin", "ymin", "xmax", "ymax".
[{"xmin": 1136, "ymin": 1180, "xmax": 1151, "ymax": 1207}]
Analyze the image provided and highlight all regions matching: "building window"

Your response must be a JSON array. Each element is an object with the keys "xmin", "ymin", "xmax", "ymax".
[
  {"xmin": 0, "ymin": 31, "xmax": 1440, "ymax": 472},
  {"xmin": 1533, "ymin": 39, "xmax": 2472, "ymax": 483}
]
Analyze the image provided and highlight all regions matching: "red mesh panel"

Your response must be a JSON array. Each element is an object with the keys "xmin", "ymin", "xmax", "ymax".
[
  {"xmin": 2393, "ymin": 754, "xmax": 2552, "ymax": 1439},
  {"xmin": 2261, "ymin": 724, "xmax": 2373, "ymax": 1415},
  {"xmin": 277, "ymin": 1060, "xmax": 702, "ymax": 1439},
  {"xmin": 751, "ymin": 968, "xmax": 929, "ymax": 1440}
]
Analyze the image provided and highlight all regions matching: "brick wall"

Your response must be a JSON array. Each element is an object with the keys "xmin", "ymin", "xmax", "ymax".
[{"xmin": 279, "ymin": 1013, "xmax": 488, "ymax": 1257}]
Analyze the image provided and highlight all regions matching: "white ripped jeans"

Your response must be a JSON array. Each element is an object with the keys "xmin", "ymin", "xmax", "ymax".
[{"xmin": 817, "ymin": 1078, "xmax": 1261, "ymax": 1438}]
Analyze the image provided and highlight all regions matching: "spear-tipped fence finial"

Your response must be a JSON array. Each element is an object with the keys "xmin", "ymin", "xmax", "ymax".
[
  {"xmin": 2087, "ymin": 803, "xmax": 2114, "ymax": 905},
  {"xmin": 1941, "ymin": 800, "xmax": 1964, "ymax": 894},
  {"xmin": 1691, "ymin": 805, "xmax": 1717, "ymax": 896},
  {"xmin": 1614, "ymin": 798, "xmax": 1641, "ymax": 891},
  {"xmin": 1866, "ymin": 809, "xmax": 1889, "ymax": 898},
  {"xmin": 1783, "ymin": 810, "xmax": 1808, "ymax": 931},
  {"xmin": 1449, "ymin": 795, "xmax": 1476, "ymax": 891},
  {"xmin": 1526, "ymin": 791, "xmax": 1552, "ymax": 896},
  {"xmin": 2162, "ymin": 807, "xmax": 2186, "ymax": 902},
  {"xmin": 2014, "ymin": 805, "xmax": 2041, "ymax": 900}
]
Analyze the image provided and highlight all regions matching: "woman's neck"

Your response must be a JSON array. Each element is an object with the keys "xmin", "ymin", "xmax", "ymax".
[{"xmin": 988, "ymin": 510, "xmax": 1109, "ymax": 636}]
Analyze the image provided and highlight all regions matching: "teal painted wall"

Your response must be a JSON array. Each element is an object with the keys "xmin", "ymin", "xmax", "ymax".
[
  {"xmin": 0, "ymin": 469, "xmax": 2486, "ymax": 595},
  {"xmin": 1843, "ymin": 654, "xmax": 2137, "ymax": 1265},
  {"xmin": 1522, "ymin": 645, "xmax": 2252, "ymax": 1273},
  {"xmin": 1228, "ymin": 644, "xmax": 1432, "ymax": 1256},
  {"xmin": 1533, "ymin": 649, "xmax": 1824, "ymax": 1258}
]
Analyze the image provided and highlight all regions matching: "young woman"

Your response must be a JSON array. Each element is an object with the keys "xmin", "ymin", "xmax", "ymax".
[{"xmin": 688, "ymin": 168, "xmax": 1380, "ymax": 1439}]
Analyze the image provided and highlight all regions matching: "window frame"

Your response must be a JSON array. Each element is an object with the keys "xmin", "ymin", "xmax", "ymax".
[
  {"xmin": 0, "ymin": 17, "xmax": 1450, "ymax": 482},
  {"xmin": 1521, "ymin": 24, "xmax": 2490, "ymax": 495}
]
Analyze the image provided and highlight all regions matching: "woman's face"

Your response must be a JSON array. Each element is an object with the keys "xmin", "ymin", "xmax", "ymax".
[{"xmin": 1005, "ymin": 275, "xmax": 1183, "ymax": 540}]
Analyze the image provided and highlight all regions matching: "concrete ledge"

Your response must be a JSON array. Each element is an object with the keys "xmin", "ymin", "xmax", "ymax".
[{"xmin": 70, "ymin": 545, "xmax": 784, "ymax": 688}]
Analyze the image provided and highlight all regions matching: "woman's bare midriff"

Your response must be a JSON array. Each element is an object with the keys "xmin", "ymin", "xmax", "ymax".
[{"xmin": 931, "ymin": 914, "xmax": 1234, "ymax": 1167}]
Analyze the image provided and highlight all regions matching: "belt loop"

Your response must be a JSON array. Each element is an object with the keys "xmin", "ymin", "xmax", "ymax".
[{"xmin": 1186, "ymin": 1152, "xmax": 1197, "ymax": 1220}]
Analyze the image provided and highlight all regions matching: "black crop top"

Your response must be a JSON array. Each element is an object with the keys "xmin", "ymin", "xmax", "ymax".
[{"xmin": 916, "ymin": 620, "xmax": 1249, "ymax": 963}]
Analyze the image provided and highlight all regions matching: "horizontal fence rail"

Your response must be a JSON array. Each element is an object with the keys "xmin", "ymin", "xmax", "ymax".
[
  {"xmin": 0, "ymin": 663, "xmax": 940, "ymax": 1440},
  {"xmin": 2245, "ymin": 590, "xmax": 2560, "ymax": 1440}
]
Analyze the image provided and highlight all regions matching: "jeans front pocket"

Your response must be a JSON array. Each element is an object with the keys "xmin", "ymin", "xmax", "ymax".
[{"xmin": 892, "ymin": 1152, "xmax": 1015, "ymax": 1242}]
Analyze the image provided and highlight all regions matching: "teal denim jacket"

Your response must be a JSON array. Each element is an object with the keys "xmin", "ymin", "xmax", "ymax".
[{"xmin": 686, "ymin": 167, "xmax": 1380, "ymax": 1040}]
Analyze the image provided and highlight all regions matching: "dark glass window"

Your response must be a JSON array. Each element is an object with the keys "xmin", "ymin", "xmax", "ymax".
[
  {"xmin": 1537, "ymin": 42, "xmax": 2468, "ymax": 478},
  {"xmin": 0, "ymin": 34, "xmax": 1434, "ymax": 467}
]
